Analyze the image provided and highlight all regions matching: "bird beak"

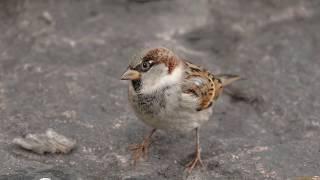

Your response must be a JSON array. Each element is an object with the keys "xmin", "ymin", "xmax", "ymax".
[{"xmin": 121, "ymin": 69, "xmax": 140, "ymax": 80}]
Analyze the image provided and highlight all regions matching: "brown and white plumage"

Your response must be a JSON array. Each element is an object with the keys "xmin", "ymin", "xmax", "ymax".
[
  {"xmin": 182, "ymin": 61, "xmax": 240, "ymax": 111},
  {"xmin": 121, "ymin": 47, "xmax": 240, "ymax": 172}
]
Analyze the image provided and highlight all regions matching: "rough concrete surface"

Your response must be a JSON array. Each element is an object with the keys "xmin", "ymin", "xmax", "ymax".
[{"xmin": 0, "ymin": 0, "xmax": 320, "ymax": 179}]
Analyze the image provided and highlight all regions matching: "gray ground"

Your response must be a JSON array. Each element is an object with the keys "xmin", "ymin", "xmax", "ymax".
[{"xmin": 0, "ymin": 0, "xmax": 320, "ymax": 179}]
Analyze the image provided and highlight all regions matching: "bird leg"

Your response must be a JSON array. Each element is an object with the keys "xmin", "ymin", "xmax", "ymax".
[
  {"xmin": 129, "ymin": 128, "xmax": 156, "ymax": 164},
  {"xmin": 185, "ymin": 128, "xmax": 203, "ymax": 173}
]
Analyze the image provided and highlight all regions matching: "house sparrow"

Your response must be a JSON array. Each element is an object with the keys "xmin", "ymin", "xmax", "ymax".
[{"xmin": 121, "ymin": 47, "xmax": 240, "ymax": 172}]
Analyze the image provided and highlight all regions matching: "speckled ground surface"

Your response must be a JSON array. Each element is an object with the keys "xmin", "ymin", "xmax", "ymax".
[{"xmin": 0, "ymin": 0, "xmax": 320, "ymax": 179}]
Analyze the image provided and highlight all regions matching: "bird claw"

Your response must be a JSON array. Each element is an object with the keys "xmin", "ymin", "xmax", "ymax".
[
  {"xmin": 184, "ymin": 150, "xmax": 203, "ymax": 173},
  {"xmin": 128, "ymin": 144, "xmax": 141, "ymax": 150},
  {"xmin": 129, "ymin": 129, "xmax": 156, "ymax": 165},
  {"xmin": 129, "ymin": 139, "xmax": 151, "ymax": 164}
]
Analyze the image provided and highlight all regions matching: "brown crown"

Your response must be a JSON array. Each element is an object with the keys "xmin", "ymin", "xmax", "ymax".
[{"xmin": 142, "ymin": 47, "xmax": 180, "ymax": 74}]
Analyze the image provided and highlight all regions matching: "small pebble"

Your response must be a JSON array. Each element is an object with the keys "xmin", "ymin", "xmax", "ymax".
[{"xmin": 40, "ymin": 178, "xmax": 51, "ymax": 180}]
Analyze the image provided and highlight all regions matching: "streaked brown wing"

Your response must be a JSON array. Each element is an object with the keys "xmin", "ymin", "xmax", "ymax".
[{"xmin": 182, "ymin": 61, "xmax": 223, "ymax": 111}]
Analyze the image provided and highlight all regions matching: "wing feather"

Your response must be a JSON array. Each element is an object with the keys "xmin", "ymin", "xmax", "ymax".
[{"xmin": 182, "ymin": 61, "xmax": 223, "ymax": 111}]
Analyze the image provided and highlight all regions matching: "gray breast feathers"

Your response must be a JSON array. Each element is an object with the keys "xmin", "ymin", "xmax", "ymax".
[{"xmin": 130, "ymin": 88, "xmax": 167, "ymax": 116}]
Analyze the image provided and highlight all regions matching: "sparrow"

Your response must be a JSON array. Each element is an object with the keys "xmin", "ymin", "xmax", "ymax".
[{"xmin": 121, "ymin": 47, "xmax": 240, "ymax": 172}]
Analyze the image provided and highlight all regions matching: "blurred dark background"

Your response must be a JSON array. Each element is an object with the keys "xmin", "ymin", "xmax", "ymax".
[{"xmin": 0, "ymin": 0, "xmax": 320, "ymax": 179}]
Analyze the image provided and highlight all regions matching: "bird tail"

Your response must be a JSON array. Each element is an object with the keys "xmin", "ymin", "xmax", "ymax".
[{"xmin": 216, "ymin": 74, "xmax": 241, "ymax": 87}]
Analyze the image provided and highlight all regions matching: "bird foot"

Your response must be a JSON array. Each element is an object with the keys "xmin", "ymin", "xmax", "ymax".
[
  {"xmin": 185, "ymin": 150, "xmax": 203, "ymax": 173},
  {"xmin": 129, "ymin": 138, "xmax": 152, "ymax": 164}
]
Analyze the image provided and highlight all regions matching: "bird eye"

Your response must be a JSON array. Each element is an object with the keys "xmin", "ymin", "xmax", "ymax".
[{"xmin": 141, "ymin": 61, "xmax": 151, "ymax": 71}]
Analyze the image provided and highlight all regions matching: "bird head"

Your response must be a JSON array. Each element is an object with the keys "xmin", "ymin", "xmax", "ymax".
[{"xmin": 121, "ymin": 47, "xmax": 183, "ymax": 94}]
